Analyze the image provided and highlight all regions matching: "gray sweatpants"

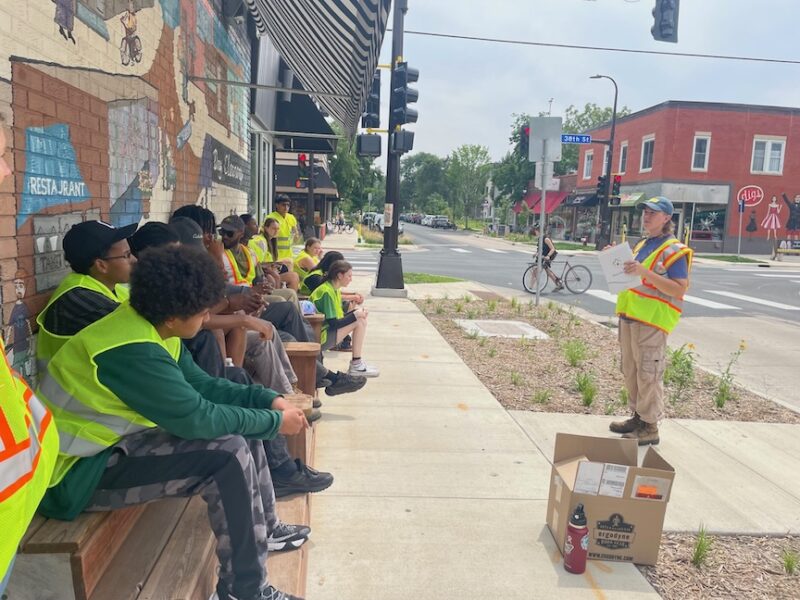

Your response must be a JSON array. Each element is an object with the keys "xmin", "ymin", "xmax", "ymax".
[
  {"xmin": 86, "ymin": 428, "xmax": 278, "ymax": 598},
  {"xmin": 244, "ymin": 328, "xmax": 297, "ymax": 394}
]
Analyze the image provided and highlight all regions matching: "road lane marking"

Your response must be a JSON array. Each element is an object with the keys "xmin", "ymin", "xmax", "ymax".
[
  {"xmin": 450, "ymin": 248, "xmax": 471, "ymax": 253},
  {"xmin": 683, "ymin": 295, "xmax": 740, "ymax": 310},
  {"xmin": 586, "ymin": 290, "xmax": 618, "ymax": 303},
  {"xmin": 485, "ymin": 248, "xmax": 508, "ymax": 254},
  {"xmin": 754, "ymin": 274, "xmax": 800, "ymax": 278},
  {"xmin": 705, "ymin": 290, "xmax": 800, "ymax": 310}
]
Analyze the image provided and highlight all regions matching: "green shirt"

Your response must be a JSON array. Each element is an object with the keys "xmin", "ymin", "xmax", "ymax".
[
  {"xmin": 309, "ymin": 281, "xmax": 343, "ymax": 344},
  {"xmin": 39, "ymin": 342, "xmax": 281, "ymax": 520}
]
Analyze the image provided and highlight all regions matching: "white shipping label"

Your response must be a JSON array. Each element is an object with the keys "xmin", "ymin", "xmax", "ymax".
[
  {"xmin": 554, "ymin": 475, "xmax": 563, "ymax": 503},
  {"xmin": 598, "ymin": 463, "xmax": 630, "ymax": 498},
  {"xmin": 574, "ymin": 461, "xmax": 604, "ymax": 495},
  {"xmin": 631, "ymin": 475, "xmax": 672, "ymax": 501}
]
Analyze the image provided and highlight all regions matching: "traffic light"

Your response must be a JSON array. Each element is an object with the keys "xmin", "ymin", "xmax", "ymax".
[
  {"xmin": 652, "ymin": 0, "xmax": 679, "ymax": 43},
  {"xmin": 295, "ymin": 152, "xmax": 309, "ymax": 189},
  {"xmin": 519, "ymin": 126, "xmax": 530, "ymax": 160},
  {"xmin": 596, "ymin": 175, "xmax": 607, "ymax": 198},
  {"xmin": 390, "ymin": 62, "xmax": 419, "ymax": 127},
  {"xmin": 612, "ymin": 174, "xmax": 622, "ymax": 197},
  {"xmin": 361, "ymin": 71, "xmax": 381, "ymax": 129}
]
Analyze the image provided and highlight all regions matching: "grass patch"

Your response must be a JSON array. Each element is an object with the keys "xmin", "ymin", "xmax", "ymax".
[
  {"xmin": 532, "ymin": 389, "xmax": 552, "ymax": 404},
  {"xmin": 505, "ymin": 234, "xmax": 593, "ymax": 251},
  {"xmin": 696, "ymin": 254, "xmax": 765, "ymax": 264},
  {"xmin": 510, "ymin": 371, "xmax": 523, "ymax": 386},
  {"xmin": 665, "ymin": 344, "xmax": 696, "ymax": 404},
  {"xmin": 691, "ymin": 525, "xmax": 712, "ymax": 567},
  {"xmin": 404, "ymin": 272, "xmax": 465, "ymax": 284},
  {"xmin": 576, "ymin": 372, "xmax": 598, "ymax": 407},
  {"xmin": 782, "ymin": 548, "xmax": 799, "ymax": 575},
  {"xmin": 563, "ymin": 339, "xmax": 589, "ymax": 367},
  {"xmin": 361, "ymin": 229, "xmax": 413, "ymax": 245}
]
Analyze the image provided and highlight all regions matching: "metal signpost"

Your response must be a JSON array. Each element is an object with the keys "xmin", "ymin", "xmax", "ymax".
[
  {"xmin": 528, "ymin": 117, "xmax": 563, "ymax": 306},
  {"xmin": 561, "ymin": 134, "xmax": 592, "ymax": 144},
  {"xmin": 737, "ymin": 199, "xmax": 745, "ymax": 256}
]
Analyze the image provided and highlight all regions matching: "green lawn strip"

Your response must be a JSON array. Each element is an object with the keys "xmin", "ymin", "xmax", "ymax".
[
  {"xmin": 696, "ymin": 254, "xmax": 766, "ymax": 264},
  {"xmin": 404, "ymin": 272, "xmax": 465, "ymax": 284}
]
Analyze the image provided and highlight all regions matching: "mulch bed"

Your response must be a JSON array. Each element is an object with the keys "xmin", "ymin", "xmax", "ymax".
[
  {"xmin": 414, "ymin": 296, "xmax": 800, "ymax": 424},
  {"xmin": 639, "ymin": 533, "xmax": 800, "ymax": 599}
]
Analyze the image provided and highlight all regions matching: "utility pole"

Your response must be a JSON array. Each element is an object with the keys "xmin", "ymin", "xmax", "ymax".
[
  {"xmin": 305, "ymin": 152, "xmax": 316, "ymax": 239},
  {"xmin": 374, "ymin": 0, "xmax": 409, "ymax": 293},
  {"xmin": 590, "ymin": 74, "xmax": 618, "ymax": 250}
]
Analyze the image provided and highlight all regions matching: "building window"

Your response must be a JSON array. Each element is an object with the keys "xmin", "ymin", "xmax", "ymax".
[
  {"xmin": 751, "ymin": 137, "xmax": 785, "ymax": 175},
  {"xmin": 583, "ymin": 150, "xmax": 593, "ymax": 179},
  {"xmin": 601, "ymin": 148, "xmax": 610, "ymax": 175},
  {"xmin": 619, "ymin": 142, "xmax": 628, "ymax": 174},
  {"xmin": 690, "ymin": 205, "xmax": 726, "ymax": 242},
  {"xmin": 692, "ymin": 134, "xmax": 711, "ymax": 172},
  {"xmin": 640, "ymin": 135, "xmax": 655, "ymax": 172}
]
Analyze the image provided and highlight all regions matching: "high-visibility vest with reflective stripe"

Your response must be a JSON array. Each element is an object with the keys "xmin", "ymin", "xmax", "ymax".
[
  {"xmin": 248, "ymin": 234, "xmax": 270, "ymax": 264},
  {"xmin": 300, "ymin": 267, "xmax": 323, "ymax": 297},
  {"xmin": 266, "ymin": 212, "xmax": 295, "ymax": 260},
  {"xmin": 222, "ymin": 245, "xmax": 257, "ymax": 286},
  {"xmin": 36, "ymin": 303, "xmax": 182, "ymax": 485},
  {"xmin": 293, "ymin": 250, "xmax": 319, "ymax": 281},
  {"xmin": 36, "ymin": 273, "xmax": 130, "ymax": 373},
  {"xmin": 0, "ymin": 338, "xmax": 58, "ymax": 576},
  {"xmin": 615, "ymin": 237, "xmax": 693, "ymax": 334}
]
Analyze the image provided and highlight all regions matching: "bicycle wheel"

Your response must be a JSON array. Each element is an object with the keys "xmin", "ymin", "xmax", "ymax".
[
  {"xmin": 522, "ymin": 264, "xmax": 548, "ymax": 294},
  {"xmin": 564, "ymin": 265, "xmax": 593, "ymax": 294},
  {"xmin": 344, "ymin": 224, "xmax": 353, "ymax": 233}
]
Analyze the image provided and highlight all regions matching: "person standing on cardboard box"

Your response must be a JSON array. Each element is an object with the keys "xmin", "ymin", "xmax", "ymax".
[{"xmin": 610, "ymin": 197, "xmax": 692, "ymax": 445}]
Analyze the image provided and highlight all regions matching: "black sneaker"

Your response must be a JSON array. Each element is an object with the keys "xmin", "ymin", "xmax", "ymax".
[
  {"xmin": 211, "ymin": 584, "xmax": 304, "ymax": 600},
  {"xmin": 307, "ymin": 408, "xmax": 322, "ymax": 423},
  {"xmin": 324, "ymin": 372, "xmax": 367, "ymax": 396},
  {"xmin": 267, "ymin": 522, "xmax": 310, "ymax": 552},
  {"xmin": 274, "ymin": 459, "xmax": 334, "ymax": 498},
  {"xmin": 330, "ymin": 335, "xmax": 353, "ymax": 352},
  {"xmin": 312, "ymin": 397, "xmax": 322, "ymax": 409}
]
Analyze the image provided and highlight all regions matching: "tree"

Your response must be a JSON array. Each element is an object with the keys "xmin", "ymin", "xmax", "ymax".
[
  {"xmin": 328, "ymin": 122, "xmax": 385, "ymax": 214},
  {"xmin": 399, "ymin": 152, "xmax": 448, "ymax": 213},
  {"xmin": 446, "ymin": 144, "xmax": 492, "ymax": 229},
  {"xmin": 560, "ymin": 103, "xmax": 631, "ymax": 175}
]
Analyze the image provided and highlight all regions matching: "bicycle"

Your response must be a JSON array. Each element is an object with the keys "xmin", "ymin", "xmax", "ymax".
[
  {"xmin": 120, "ymin": 33, "xmax": 142, "ymax": 66},
  {"xmin": 522, "ymin": 257, "xmax": 592, "ymax": 295}
]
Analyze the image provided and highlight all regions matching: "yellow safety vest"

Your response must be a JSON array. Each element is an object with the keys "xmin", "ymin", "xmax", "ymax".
[
  {"xmin": 36, "ymin": 273, "xmax": 130, "ymax": 373},
  {"xmin": 248, "ymin": 234, "xmax": 270, "ymax": 264},
  {"xmin": 309, "ymin": 281, "xmax": 344, "ymax": 345},
  {"xmin": 616, "ymin": 237, "xmax": 693, "ymax": 334},
  {"xmin": 266, "ymin": 212, "xmax": 295, "ymax": 260},
  {"xmin": 36, "ymin": 303, "xmax": 181, "ymax": 485},
  {"xmin": 293, "ymin": 250, "xmax": 319, "ymax": 281},
  {"xmin": 222, "ymin": 245, "xmax": 257, "ymax": 286},
  {"xmin": 0, "ymin": 338, "xmax": 58, "ymax": 576},
  {"xmin": 300, "ymin": 267, "xmax": 323, "ymax": 297}
]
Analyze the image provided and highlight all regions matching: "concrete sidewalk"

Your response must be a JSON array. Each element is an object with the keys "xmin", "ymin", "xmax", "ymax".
[{"xmin": 305, "ymin": 273, "xmax": 800, "ymax": 599}]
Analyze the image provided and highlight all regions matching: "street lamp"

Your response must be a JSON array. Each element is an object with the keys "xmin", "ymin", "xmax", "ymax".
[{"xmin": 590, "ymin": 74, "xmax": 618, "ymax": 250}]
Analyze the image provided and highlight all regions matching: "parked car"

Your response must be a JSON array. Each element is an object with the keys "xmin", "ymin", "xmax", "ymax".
[
  {"xmin": 432, "ymin": 216, "xmax": 456, "ymax": 229},
  {"xmin": 362, "ymin": 212, "xmax": 379, "ymax": 228},
  {"xmin": 375, "ymin": 215, "xmax": 404, "ymax": 234},
  {"xmin": 421, "ymin": 215, "xmax": 434, "ymax": 226}
]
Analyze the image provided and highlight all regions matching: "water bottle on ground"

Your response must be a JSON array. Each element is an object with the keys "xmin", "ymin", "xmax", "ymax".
[{"xmin": 563, "ymin": 503, "xmax": 589, "ymax": 574}]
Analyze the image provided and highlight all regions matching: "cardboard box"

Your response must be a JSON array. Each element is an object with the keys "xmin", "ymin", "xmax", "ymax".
[{"xmin": 546, "ymin": 433, "xmax": 675, "ymax": 566}]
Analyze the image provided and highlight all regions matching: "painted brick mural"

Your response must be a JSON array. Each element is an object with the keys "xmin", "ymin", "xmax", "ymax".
[{"xmin": 0, "ymin": 0, "xmax": 252, "ymax": 382}]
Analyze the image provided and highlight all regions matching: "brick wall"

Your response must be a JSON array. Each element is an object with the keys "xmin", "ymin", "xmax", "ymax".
[{"xmin": 0, "ymin": 0, "xmax": 253, "ymax": 384}]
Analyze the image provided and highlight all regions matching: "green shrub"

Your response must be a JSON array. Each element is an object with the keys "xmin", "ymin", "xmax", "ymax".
[
  {"xmin": 691, "ymin": 524, "xmax": 712, "ymax": 567},
  {"xmin": 532, "ymin": 389, "xmax": 552, "ymax": 404},
  {"xmin": 563, "ymin": 339, "xmax": 589, "ymax": 367},
  {"xmin": 576, "ymin": 372, "xmax": 597, "ymax": 407},
  {"xmin": 510, "ymin": 371, "xmax": 523, "ymax": 386},
  {"xmin": 665, "ymin": 344, "xmax": 696, "ymax": 403},
  {"xmin": 782, "ymin": 548, "xmax": 799, "ymax": 575}
]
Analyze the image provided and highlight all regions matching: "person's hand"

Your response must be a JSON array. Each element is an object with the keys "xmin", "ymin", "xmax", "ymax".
[
  {"xmin": 355, "ymin": 307, "xmax": 368, "ymax": 320},
  {"xmin": 271, "ymin": 396, "xmax": 291, "ymax": 411},
  {"xmin": 256, "ymin": 280, "xmax": 274, "ymax": 295},
  {"xmin": 352, "ymin": 293, "xmax": 364, "ymax": 305},
  {"xmin": 245, "ymin": 315, "xmax": 274, "ymax": 340},
  {"xmin": 228, "ymin": 290, "xmax": 264, "ymax": 314},
  {"xmin": 623, "ymin": 260, "xmax": 645, "ymax": 276},
  {"xmin": 207, "ymin": 236, "xmax": 224, "ymax": 258},
  {"xmin": 277, "ymin": 406, "xmax": 308, "ymax": 435}
]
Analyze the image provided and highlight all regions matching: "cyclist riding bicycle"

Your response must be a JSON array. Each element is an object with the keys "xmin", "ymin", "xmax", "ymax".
[{"xmin": 534, "ymin": 227, "xmax": 564, "ymax": 291}]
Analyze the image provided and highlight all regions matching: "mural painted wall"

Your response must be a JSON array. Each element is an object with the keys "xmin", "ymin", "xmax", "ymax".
[{"xmin": 0, "ymin": 0, "xmax": 252, "ymax": 383}]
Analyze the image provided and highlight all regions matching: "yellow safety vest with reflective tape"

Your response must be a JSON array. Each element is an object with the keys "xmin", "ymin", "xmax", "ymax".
[
  {"xmin": 36, "ymin": 273, "xmax": 130, "ymax": 373},
  {"xmin": 293, "ymin": 250, "xmax": 319, "ymax": 281},
  {"xmin": 0, "ymin": 337, "xmax": 58, "ymax": 576},
  {"xmin": 615, "ymin": 237, "xmax": 693, "ymax": 334},
  {"xmin": 248, "ymin": 234, "xmax": 270, "ymax": 264},
  {"xmin": 222, "ymin": 245, "xmax": 257, "ymax": 286},
  {"xmin": 36, "ymin": 303, "xmax": 181, "ymax": 485},
  {"xmin": 266, "ymin": 212, "xmax": 295, "ymax": 260}
]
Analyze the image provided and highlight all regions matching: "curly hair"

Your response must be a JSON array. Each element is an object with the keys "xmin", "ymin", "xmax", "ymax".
[
  {"xmin": 130, "ymin": 245, "xmax": 225, "ymax": 325},
  {"xmin": 171, "ymin": 205, "xmax": 217, "ymax": 235}
]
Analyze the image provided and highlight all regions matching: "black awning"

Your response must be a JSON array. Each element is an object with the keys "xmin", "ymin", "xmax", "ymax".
[
  {"xmin": 565, "ymin": 194, "xmax": 599, "ymax": 207},
  {"xmin": 275, "ymin": 85, "xmax": 336, "ymax": 154},
  {"xmin": 245, "ymin": 0, "xmax": 390, "ymax": 134},
  {"xmin": 274, "ymin": 163, "xmax": 338, "ymax": 196}
]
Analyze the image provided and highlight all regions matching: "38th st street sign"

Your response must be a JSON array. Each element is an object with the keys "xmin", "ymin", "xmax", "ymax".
[{"xmin": 561, "ymin": 134, "xmax": 592, "ymax": 144}]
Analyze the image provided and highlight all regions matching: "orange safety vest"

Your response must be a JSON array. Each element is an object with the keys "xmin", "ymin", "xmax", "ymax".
[{"xmin": 222, "ymin": 245, "xmax": 257, "ymax": 286}]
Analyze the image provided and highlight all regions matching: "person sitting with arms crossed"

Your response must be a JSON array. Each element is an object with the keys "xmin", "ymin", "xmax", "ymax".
[
  {"xmin": 293, "ymin": 237, "xmax": 322, "ymax": 283},
  {"xmin": 37, "ymin": 246, "xmax": 310, "ymax": 600}
]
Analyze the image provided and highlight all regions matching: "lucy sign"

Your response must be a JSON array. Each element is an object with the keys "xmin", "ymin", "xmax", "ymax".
[{"xmin": 737, "ymin": 185, "xmax": 764, "ymax": 208}]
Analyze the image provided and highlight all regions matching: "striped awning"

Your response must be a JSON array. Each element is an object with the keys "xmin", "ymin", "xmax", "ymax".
[{"xmin": 245, "ymin": 0, "xmax": 391, "ymax": 134}]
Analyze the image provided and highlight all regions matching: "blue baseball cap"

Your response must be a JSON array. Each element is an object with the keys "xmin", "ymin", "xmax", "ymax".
[{"xmin": 637, "ymin": 196, "xmax": 674, "ymax": 216}]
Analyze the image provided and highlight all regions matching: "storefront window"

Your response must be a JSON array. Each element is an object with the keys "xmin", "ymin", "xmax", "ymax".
[
  {"xmin": 690, "ymin": 205, "xmax": 726, "ymax": 241},
  {"xmin": 575, "ymin": 208, "xmax": 597, "ymax": 242}
]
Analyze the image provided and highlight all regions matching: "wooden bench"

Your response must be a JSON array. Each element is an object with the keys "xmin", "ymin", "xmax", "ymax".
[
  {"xmin": 305, "ymin": 313, "xmax": 324, "ymax": 344},
  {"xmin": 7, "ymin": 425, "xmax": 318, "ymax": 600}
]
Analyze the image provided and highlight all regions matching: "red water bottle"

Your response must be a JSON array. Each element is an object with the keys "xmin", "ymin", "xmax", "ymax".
[{"xmin": 563, "ymin": 503, "xmax": 589, "ymax": 574}]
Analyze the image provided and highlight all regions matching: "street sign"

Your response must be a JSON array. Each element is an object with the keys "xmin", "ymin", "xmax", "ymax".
[
  {"xmin": 528, "ymin": 116, "xmax": 563, "ymax": 162},
  {"xmin": 738, "ymin": 199, "xmax": 745, "ymax": 213},
  {"xmin": 561, "ymin": 134, "xmax": 592, "ymax": 144}
]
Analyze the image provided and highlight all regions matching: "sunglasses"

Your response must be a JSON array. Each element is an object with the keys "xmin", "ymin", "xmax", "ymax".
[{"xmin": 218, "ymin": 228, "xmax": 239, "ymax": 237}]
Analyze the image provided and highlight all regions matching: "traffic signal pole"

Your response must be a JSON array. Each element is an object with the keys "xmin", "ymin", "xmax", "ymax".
[
  {"xmin": 591, "ymin": 74, "xmax": 618, "ymax": 250},
  {"xmin": 374, "ymin": 0, "xmax": 408, "ymax": 292}
]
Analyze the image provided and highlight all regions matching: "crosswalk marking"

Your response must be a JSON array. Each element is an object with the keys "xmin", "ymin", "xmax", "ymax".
[
  {"xmin": 485, "ymin": 248, "xmax": 508, "ymax": 254},
  {"xmin": 705, "ymin": 290, "xmax": 800, "ymax": 311},
  {"xmin": 450, "ymin": 247, "xmax": 471, "ymax": 253},
  {"xmin": 683, "ymin": 295, "xmax": 740, "ymax": 310},
  {"xmin": 586, "ymin": 290, "xmax": 618, "ymax": 303},
  {"xmin": 725, "ymin": 268, "xmax": 800, "ymax": 273},
  {"xmin": 754, "ymin": 274, "xmax": 800, "ymax": 278}
]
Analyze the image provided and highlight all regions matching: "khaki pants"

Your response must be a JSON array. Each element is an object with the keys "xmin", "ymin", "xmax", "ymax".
[{"xmin": 618, "ymin": 319, "xmax": 667, "ymax": 424}]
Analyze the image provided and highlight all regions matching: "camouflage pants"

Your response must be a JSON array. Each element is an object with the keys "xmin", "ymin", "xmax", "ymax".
[{"xmin": 86, "ymin": 428, "xmax": 278, "ymax": 598}]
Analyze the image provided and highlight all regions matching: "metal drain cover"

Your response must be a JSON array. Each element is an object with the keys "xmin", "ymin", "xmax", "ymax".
[{"xmin": 454, "ymin": 319, "xmax": 549, "ymax": 339}]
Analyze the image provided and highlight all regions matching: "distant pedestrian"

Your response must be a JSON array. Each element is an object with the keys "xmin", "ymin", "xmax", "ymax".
[{"xmin": 610, "ymin": 197, "xmax": 692, "ymax": 446}]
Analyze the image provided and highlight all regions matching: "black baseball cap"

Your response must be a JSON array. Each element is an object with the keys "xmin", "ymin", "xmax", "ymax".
[
  {"xmin": 170, "ymin": 216, "xmax": 206, "ymax": 248},
  {"xmin": 128, "ymin": 222, "xmax": 179, "ymax": 257},
  {"xmin": 219, "ymin": 215, "xmax": 245, "ymax": 232},
  {"xmin": 63, "ymin": 220, "xmax": 138, "ymax": 272}
]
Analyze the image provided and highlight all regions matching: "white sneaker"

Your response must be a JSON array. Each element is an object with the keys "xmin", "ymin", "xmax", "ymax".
[{"xmin": 348, "ymin": 360, "xmax": 380, "ymax": 378}]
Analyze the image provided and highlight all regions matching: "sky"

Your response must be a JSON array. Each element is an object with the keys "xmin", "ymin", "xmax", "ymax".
[{"xmin": 375, "ymin": 0, "xmax": 800, "ymax": 162}]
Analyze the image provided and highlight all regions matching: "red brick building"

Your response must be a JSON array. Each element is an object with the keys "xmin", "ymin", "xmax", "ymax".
[{"xmin": 575, "ymin": 101, "xmax": 800, "ymax": 253}]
